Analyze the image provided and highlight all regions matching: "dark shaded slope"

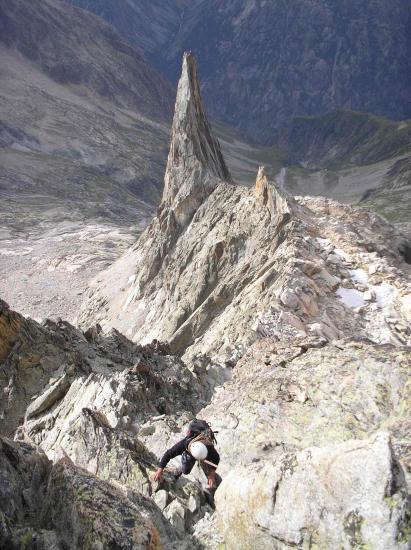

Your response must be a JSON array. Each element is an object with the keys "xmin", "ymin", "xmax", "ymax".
[
  {"xmin": 65, "ymin": 0, "xmax": 411, "ymax": 143},
  {"xmin": 0, "ymin": 0, "xmax": 174, "ymax": 119},
  {"xmin": 67, "ymin": 0, "xmax": 191, "ymax": 54},
  {"xmin": 279, "ymin": 110, "xmax": 411, "ymax": 168}
]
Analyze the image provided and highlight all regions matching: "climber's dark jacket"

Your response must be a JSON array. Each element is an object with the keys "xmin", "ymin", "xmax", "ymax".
[{"xmin": 159, "ymin": 436, "xmax": 220, "ymax": 470}]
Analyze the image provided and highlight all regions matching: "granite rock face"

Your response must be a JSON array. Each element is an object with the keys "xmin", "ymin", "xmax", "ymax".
[
  {"xmin": 201, "ymin": 334, "xmax": 411, "ymax": 548},
  {"xmin": 216, "ymin": 432, "xmax": 410, "ymax": 549},
  {"xmin": 0, "ymin": 301, "xmax": 216, "ymax": 547},
  {"xmin": 200, "ymin": 337, "xmax": 411, "ymax": 475},
  {"xmin": 1, "ymin": 304, "xmax": 409, "ymax": 548},
  {"xmin": 161, "ymin": 52, "xmax": 232, "ymax": 227},
  {"xmin": 0, "ymin": 437, "xmax": 166, "ymax": 549}
]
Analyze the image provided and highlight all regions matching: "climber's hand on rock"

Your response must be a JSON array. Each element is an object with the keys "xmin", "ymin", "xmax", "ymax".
[
  {"xmin": 207, "ymin": 470, "xmax": 216, "ymax": 488},
  {"xmin": 151, "ymin": 467, "xmax": 164, "ymax": 482}
]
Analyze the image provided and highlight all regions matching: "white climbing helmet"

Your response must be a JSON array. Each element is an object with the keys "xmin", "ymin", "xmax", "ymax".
[{"xmin": 190, "ymin": 441, "xmax": 208, "ymax": 460}]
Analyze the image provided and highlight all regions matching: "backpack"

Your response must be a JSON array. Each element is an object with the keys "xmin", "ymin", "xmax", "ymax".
[{"xmin": 186, "ymin": 418, "xmax": 217, "ymax": 451}]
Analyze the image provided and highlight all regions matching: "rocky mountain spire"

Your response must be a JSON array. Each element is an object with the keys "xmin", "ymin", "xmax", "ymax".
[
  {"xmin": 255, "ymin": 166, "xmax": 269, "ymax": 202},
  {"xmin": 255, "ymin": 165, "xmax": 292, "ymax": 224},
  {"xmin": 161, "ymin": 52, "xmax": 232, "ymax": 226}
]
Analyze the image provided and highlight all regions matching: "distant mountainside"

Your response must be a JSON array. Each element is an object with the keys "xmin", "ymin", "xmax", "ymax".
[
  {"xmin": 0, "ymin": 0, "xmax": 174, "ymax": 120},
  {"xmin": 67, "ymin": 0, "xmax": 411, "ymax": 143},
  {"xmin": 279, "ymin": 110, "xmax": 411, "ymax": 169},
  {"xmin": 0, "ymin": 0, "xmax": 175, "ymax": 210},
  {"xmin": 274, "ymin": 110, "xmax": 411, "ymax": 236},
  {"xmin": 60, "ymin": 0, "xmax": 411, "ymax": 234},
  {"xmin": 66, "ymin": 0, "xmax": 192, "ymax": 54}
]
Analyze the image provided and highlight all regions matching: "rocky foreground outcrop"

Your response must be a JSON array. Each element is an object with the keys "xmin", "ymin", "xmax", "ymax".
[
  {"xmin": 217, "ymin": 432, "xmax": 409, "ymax": 549},
  {"xmin": 0, "ymin": 302, "xmax": 409, "ymax": 548},
  {"xmin": 208, "ymin": 337, "xmax": 411, "ymax": 547},
  {"xmin": 0, "ymin": 438, "xmax": 162, "ymax": 549},
  {"xmin": 1, "ymin": 53, "xmax": 410, "ymax": 548},
  {"xmin": 0, "ymin": 298, "xmax": 220, "ymax": 548}
]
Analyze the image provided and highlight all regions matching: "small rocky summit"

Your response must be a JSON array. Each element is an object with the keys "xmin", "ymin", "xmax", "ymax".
[{"xmin": 1, "ymin": 53, "xmax": 411, "ymax": 549}]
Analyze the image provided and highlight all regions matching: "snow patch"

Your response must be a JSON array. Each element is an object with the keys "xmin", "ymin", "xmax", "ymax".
[
  {"xmin": 348, "ymin": 268, "xmax": 395, "ymax": 308},
  {"xmin": 372, "ymin": 282, "xmax": 395, "ymax": 307},
  {"xmin": 349, "ymin": 268, "xmax": 368, "ymax": 285},
  {"xmin": 337, "ymin": 268, "xmax": 396, "ymax": 310},
  {"xmin": 336, "ymin": 287, "xmax": 365, "ymax": 308}
]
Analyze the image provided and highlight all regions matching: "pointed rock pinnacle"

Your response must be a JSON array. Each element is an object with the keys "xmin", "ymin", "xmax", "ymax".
[
  {"xmin": 254, "ymin": 165, "xmax": 293, "ymax": 223},
  {"xmin": 255, "ymin": 166, "xmax": 269, "ymax": 202},
  {"xmin": 161, "ymin": 52, "xmax": 232, "ymax": 226}
]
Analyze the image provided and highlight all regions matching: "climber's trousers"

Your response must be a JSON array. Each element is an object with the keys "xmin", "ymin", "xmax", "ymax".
[{"xmin": 177, "ymin": 451, "xmax": 222, "ymax": 490}]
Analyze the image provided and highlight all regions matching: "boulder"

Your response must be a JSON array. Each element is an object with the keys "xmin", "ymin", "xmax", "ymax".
[
  {"xmin": 164, "ymin": 499, "xmax": 188, "ymax": 534},
  {"xmin": 216, "ymin": 432, "xmax": 410, "ymax": 549}
]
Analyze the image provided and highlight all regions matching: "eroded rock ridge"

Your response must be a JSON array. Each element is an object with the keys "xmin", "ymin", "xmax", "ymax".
[{"xmin": 79, "ymin": 55, "xmax": 410, "ymax": 365}]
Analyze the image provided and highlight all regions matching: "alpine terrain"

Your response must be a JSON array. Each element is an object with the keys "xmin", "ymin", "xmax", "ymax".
[
  {"xmin": 0, "ymin": 0, "xmax": 173, "ymax": 322},
  {"xmin": 64, "ymin": 0, "xmax": 411, "ymax": 237},
  {"xmin": 277, "ymin": 110, "xmax": 411, "ymax": 236},
  {"xmin": 0, "ymin": 0, "xmax": 273, "ymax": 323},
  {"xmin": 1, "ymin": 53, "xmax": 410, "ymax": 549}
]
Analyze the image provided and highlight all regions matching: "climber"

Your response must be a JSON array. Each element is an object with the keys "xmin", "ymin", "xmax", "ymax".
[{"xmin": 151, "ymin": 419, "xmax": 222, "ymax": 492}]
